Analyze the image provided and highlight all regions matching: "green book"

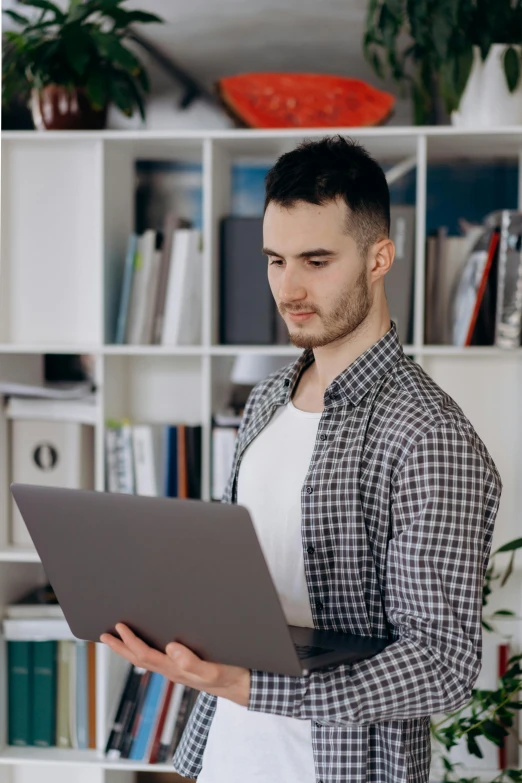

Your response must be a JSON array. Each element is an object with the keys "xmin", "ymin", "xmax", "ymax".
[
  {"xmin": 31, "ymin": 641, "xmax": 57, "ymax": 747},
  {"xmin": 8, "ymin": 641, "xmax": 32, "ymax": 746}
]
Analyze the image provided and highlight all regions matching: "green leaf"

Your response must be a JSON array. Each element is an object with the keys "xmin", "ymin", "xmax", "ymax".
[
  {"xmin": 2, "ymin": 9, "xmax": 31, "ymax": 25},
  {"xmin": 84, "ymin": 69, "xmax": 108, "ymax": 109},
  {"xmin": 504, "ymin": 46, "xmax": 520, "ymax": 91},
  {"xmin": 18, "ymin": 0, "xmax": 66, "ymax": 22},
  {"xmin": 431, "ymin": 13, "xmax": 452, "ymax": 62},
  {"xmin": 466, "ymin": 733, "xmax": 483, "ymax": 758},
  {"xmin": 492, "ymin": 609, "xmax": 515, "ymax": 616},
  {"xmin": 494, "ymin": 537, "xmax": 522, "ymax": 554},
  {"xmin": 453, "ymin": 45, "xmax": 474, "ymax": 102},
  {"xmin": 64, "ymin": 26, "xmax": 92, "ymax": 76}
]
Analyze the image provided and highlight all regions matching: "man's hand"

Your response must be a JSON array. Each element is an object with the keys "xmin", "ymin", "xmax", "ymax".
[{"xmin": 100, "ymin": 623, "xmax": 251, "ymax": 707}]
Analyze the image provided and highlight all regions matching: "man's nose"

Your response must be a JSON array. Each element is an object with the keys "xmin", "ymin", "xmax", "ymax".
[{"xmin": 279, "ymin": 267, "xmax": 307, "ymax": 303}]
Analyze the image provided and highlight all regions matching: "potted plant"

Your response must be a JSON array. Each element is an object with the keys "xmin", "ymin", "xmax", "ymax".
[
  {"xmin": 431, "ymin": 535, "xmax": 522, "ymax": 782},
  {"xmin": 2, "ymin": 0, "xmax": 163, "ymax": 130},
  {"xmin": 363, "ymin": 0, "xmax": 522, "ymax": 126}
]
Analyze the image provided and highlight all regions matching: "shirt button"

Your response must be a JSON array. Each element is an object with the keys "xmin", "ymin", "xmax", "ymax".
[
  {"xmin": 315, "ymin": 599, "xmax": 324, "ymax": 610},
  {"xmin": 306, "ymin": 486, "xmax": 313, "ymax": 494},
  {"xmin": 320, "ymin": 434, "xmax": 327, "ymax": 441},
  {"xmin": 306, "ymin": 545, "xmax": 315, "ymax": 555}
]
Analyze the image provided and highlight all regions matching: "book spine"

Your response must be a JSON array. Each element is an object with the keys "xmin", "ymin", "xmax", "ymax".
[
  {"xmin": 31, "ymin": 640, "xmax": 57, "ymax": 747},
  {"xmin": 186, "ymin": 425, "xmax": 202, "ymax": 500},
  {"xmin": 87, "ymin": 641, "xmax": 96, "ymax": 749},
  {"xmin": 104, "ymin": 663, "xmax": 136, "ymax": 755},
  {"xmin": 56, "ymin": 640, "xmax": 72, "ymax": 748},
  {"xmin": 156, "ymin": 683, "xmax": 185, "ymax": 763},
  {"xmin": 7, "ymin": 640, "xmax": 32, "ymax": 746},
  {"xmin": 120, "ymin": 669, "xmax": 151, "ymax": 759},
  {"xmin": 75, "ymin": 640, "xmax": 89, "ymax": 749},
  {"xmin": 498, "ymin": 642, "xmax": 510, "ymax": 769},
  {"xmin": 129, "ymin": 671, "xmax": 165, "ymax": 761},
  {"xmin": 164, "ymin": 426, "xmax": 178, "ymax": 497},
  {"xmin": 147, "ymin": 679, "xmax": 174, "ymax": 764},
  {"xmin": 115, "ymin": 233, "xmax": 138, "ymax": 344}
]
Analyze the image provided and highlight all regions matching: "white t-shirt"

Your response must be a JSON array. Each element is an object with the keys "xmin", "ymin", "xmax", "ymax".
[{"xmin": 197, "ymin": 398, "xmax": 322, "ymax": 783}]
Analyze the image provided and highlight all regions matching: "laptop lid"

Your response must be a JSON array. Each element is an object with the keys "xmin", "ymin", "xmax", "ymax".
[{"xmin": 10, "ymin": 483, "xmax": 388, "ymax": 677}]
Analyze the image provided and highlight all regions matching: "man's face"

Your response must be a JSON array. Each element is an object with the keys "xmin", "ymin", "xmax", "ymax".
[{"xmin": 263, "ymin": 198, "xmax": 372, "ymax": 350}]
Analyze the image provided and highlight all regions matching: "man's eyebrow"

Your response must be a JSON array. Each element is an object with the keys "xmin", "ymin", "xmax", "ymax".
[{"xmin": 262, "ymin": 247, "xmax": 338, "ymax": 258}]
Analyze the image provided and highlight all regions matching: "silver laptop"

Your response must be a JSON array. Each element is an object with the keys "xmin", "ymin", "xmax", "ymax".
[{"xmin": 10, "ymin": 483, "xmax": 389, "ymax": 676}]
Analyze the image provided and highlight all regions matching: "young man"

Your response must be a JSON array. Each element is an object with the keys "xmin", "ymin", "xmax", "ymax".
[{"xmin": 101, "ymin": 136, "xmax": 502, "ymax": 783}]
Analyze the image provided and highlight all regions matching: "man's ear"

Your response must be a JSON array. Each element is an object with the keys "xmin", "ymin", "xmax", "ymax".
[{"xmin": 369, "ymin": 238, "xmax": 395, "ymax": 282}]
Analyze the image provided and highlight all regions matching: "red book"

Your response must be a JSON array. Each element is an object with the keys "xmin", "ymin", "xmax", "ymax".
[
  {"xmin": 498, "ymin": 643, "xmax": 510, "ymax": 769},
  {"xmin": 148, "ymin": 680, "xmax": 174, "ymax": 764}
]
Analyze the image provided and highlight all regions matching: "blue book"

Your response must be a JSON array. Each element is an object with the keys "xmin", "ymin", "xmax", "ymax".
[
  {"xmin": 115, "ymin": 233, "xmax": 138, "ymax": 344},
  {"xmin": 129, "ymin": 672, "xmax": 166, "ymax": 761},
  {"xmin": 8, "ymin": 641, "xmax": 32, "ymax": 746},
  {"xmin": 32, "ymin": 641, "xmax": 57, "ymax": 747},
  {"xmin": 163, "ymin": 425, "xmax": 178, "ymax": 497},
  {"xmin": 75, "ymin": 641, "xmax": 89, "ymax": 749}
]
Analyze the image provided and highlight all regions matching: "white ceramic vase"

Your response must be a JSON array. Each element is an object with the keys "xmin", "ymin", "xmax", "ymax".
[{"xmin": 451, "ymin": 44, "xmax": 522, "ymax": 128}]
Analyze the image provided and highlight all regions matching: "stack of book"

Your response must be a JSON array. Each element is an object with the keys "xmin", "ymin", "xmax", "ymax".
[
  {"xmin": 211, "ymin": 411, "xmax": 241, "ymax": 501},
  {"xmin": 426, "ymin": 210, "xmax": 522, "ymax": 347},
  {"xmin": 105, "ymin": 667, "xmax": 198, "ymax": 764},
  {"xmin": 114, "ymin": 215, "xmax": 202, "ymax": 347},
  {"xmin": 4, "ymin": 585, "xmax": 96, "ymax": 749},
  {"xmin": 105, "ymin": 419, "xmax": 202, "ymax": 499}
]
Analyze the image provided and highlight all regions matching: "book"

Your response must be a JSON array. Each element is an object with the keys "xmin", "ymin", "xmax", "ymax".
[
  {"xmin": 120, "ymin": 669, "xmax": 151, "ymax": 759},
  {"xmin": 4, "ymin": 395, "xmax": 97, "ymax": 425},
  {"xmin": 75, "ymin": 640, "xmax": 89, "ymax": 749},
  {"xmin": 147, "ymin": 679, "xmax": 174, "ymax": 763},
  {"xmin": 177, "ymin": 424, "xmax": 188, "ymax": 499},
  {"xmin": 56, "ymin": 640, "xmax": 73, "ymax": 748},
  {"xmin": 131, "ymin": 424, "xmax": 165, "ymax": 496},
  {"xmin": 161, "ymin": 229, "xmax": 203, "ymax": 345},
  {"xmin": 7, "ymin": 640, "xmax": 32, "ymax": 746},
  {"xmin": 212, "ymin": 426, "xmax": 238, "ymax": 501},
  {"xmin": 163, "ymin": 425, "xmax": 178, "ymax": 497},
  {"xmin": 494, "ymin": 210, "xmax": 522, "ymax": 348},
  {"xmin": 105, "ymin": 665, "xmax": 146, "ymax": 758},
  {"xmin": 386, "ymin": 205, "xmax": 415, "ymax": 345},
  {"xmin": 451, "ymin": 223, "xmax": 498, "ymax": 346},
  {"xmin": 219, "ymin": 216, "xmax": 276, "ymax": 345},
  {"xmin": 129, "ymin": 672, "xmax": 166, "ymax": 761},
  {"xmin": 115, "ymin": 233, "xmax": 138, "ymax": 344},
  {"xmin": 186, "ymin": 425, "xmax": 202, "ymax": 500},
  {"xmin": 125, "ymin": 230, "xmax": 157, "ymax": 345},
  {"xmin": 3, "ymin": 617, "xmax": 74, "ymax": 641},
  {"xmin": 31, "ymin": 640, "xmax": 57, "ymax": 747},
  {"xmin": 5, "ymin": 583, "xmax": 63, "ymax": 619},
  {"xmin": 141, "ymin": 238, "xmax": 163, "ymax": 344},
  {"xmin": 152, "ymin": 213, "xmax": 186, "ymax": 344},
  {"xmin": 156, "ymin": 683, "xmax": 186, "ymax": 763},
  {"xmin": 87, "ymin": 641, "xmax": 96, "ymax": 749},
  {"xmin": 105, "ymin": 421, "xmax": 135, "ymax": 494}
]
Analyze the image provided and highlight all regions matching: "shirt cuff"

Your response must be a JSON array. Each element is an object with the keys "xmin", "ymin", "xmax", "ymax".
[{"xmin": 247, "ymin": 668, "xmax": 308, "ymax": 718}]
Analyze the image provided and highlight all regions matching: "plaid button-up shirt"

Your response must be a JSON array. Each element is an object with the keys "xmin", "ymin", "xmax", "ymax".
[{"xmin": 173, "ymin": 321, "xmax": 502, "ymax": 783}]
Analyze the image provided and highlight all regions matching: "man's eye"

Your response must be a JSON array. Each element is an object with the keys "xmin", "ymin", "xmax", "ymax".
[
  {"xmin": 309, "ymin": 260, "xmax": 327, "ymax": 268},
  {"xmin": 268, "ymin": 259, "xmax": 284, "ymax": 265}
]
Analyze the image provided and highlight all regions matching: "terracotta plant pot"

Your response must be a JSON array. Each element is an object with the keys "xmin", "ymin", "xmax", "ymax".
[{"xmin": 30, "ymin": 85, "xmax": 108, "ymax": 130}]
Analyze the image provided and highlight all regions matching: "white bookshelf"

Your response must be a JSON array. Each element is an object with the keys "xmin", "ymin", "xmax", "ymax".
[{"xmin": 1, "ymin": 125, "xmax": 522, "ymax": 782}]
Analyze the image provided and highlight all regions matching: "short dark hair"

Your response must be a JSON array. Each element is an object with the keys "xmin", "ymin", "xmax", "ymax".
[{"xmin": 263, "ymin": 134, "xmax": 390, "ymax": 258}]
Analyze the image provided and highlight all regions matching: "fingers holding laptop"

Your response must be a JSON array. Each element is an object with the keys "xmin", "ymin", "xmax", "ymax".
[{"xmin": 100, "ymin": 623, "xmax": 251, "ymax": 707}]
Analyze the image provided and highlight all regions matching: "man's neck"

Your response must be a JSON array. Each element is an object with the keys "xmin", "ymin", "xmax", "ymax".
[{"xmin": 293, "ymin": 310, "xmax": 392, "ymax": 409}]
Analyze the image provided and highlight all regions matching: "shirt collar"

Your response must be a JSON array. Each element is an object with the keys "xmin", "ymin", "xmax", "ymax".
[{"xmin": 277, "ymin": 320, "xmax": 404, "ymax": 410}]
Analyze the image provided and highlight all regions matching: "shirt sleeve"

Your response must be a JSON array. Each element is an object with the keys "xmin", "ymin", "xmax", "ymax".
[{"xmin": 247, "ymin": 423, "xmax": 502, "ymax": 725}]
